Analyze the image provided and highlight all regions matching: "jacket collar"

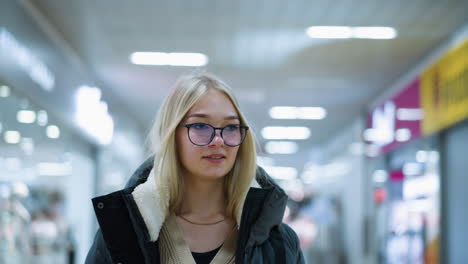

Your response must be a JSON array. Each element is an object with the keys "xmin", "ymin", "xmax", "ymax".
[{"xmin": 127, "ymin": 156, "xmax": 287, "ymax": 244}]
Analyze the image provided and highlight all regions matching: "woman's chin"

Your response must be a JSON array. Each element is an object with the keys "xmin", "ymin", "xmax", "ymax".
[{"xmin": 198, "ymin": 168, "xmax": 229, "ymax": 180}]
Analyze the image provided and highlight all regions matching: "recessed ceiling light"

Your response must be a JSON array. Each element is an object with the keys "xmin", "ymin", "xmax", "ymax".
[
  {"xmin": 265, "ymin": 141, "xmax": 298, "ymax": 154},
  {"xmin": 263, "ymin": 166, "xmax": 298, "ymax": 180},
  {"xmin": 306, "ymin": 26, "xmax": 353, "ymax": 39},
  {"xmin": 353, "ymin": 27, "xmax": 397, "ymax": 39},
  {"xmin": 46, "ymin": 125, "xmax": 60, "ymax": 139},
  {"xmin": 261, "ymin": 126, "xmax": 310, "ymax": 140},
  {"xmin": 130, "ymin": 52, "xmax": 208, "ymax": 66},
  {"xmin": 17, "ymin": 110, "xmax": 36, "ymax": 124},
  {"xmin": 0, "ymin": 85, "xmax": 10, "ymax": 97},
  {"xmin": 269, "ymin": 106, "xmax": 327, "ymax": 120},
  {"xmin": 306, "ymin": 26, "xmax": 397, "ymax": 40},
  {"xmin": 257, "ymin": 156, "xmax": 274, "ymax": 167},
  {"xmin": 4, "ymin": 131, "xmax": 21, "ymax": 144}
]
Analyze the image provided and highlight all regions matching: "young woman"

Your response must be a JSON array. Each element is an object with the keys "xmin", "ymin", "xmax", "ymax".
[{"xmin": 85, "ymin": 73, "xmax": 304, "ymax": 264}]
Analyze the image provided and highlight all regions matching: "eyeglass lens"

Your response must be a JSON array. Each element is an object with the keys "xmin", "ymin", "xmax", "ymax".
[{"xmin": 188, "ymin": 123, "xmax": 246, "ymax": 146}]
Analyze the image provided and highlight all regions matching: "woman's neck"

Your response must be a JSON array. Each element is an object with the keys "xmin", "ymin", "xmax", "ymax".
[{"xmin": 178, "ymin": 176, "xmax": 227, "ymax": 219}]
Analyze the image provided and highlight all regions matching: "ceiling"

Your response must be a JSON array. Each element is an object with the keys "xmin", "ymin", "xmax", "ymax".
[{"xmin": 27, "ymin": 0, "xmax": 468, "ymax": 173}]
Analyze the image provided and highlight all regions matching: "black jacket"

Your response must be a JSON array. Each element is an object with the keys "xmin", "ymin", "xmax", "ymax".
[{"xmin": 85, "ymin": 156, "xmax": 305, "ymax": 264}]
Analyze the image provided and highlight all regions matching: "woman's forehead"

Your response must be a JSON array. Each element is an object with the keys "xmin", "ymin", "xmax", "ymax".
[{"xmin": 186, "ymin": 89, "xmax": 239, "ymax": 119}]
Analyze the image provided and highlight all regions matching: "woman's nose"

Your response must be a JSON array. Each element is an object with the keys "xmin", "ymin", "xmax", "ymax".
[{"xmin": 210, "ymin": 130, "xmax": 224, "ymax": 146}]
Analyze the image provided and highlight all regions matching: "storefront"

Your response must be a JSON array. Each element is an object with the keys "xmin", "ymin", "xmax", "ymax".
[
  {"xmin": 421, "ymin": 34, "xmax": 468, "ymax": 263},
  {"xmin": 365, "ymin": 30, "xmax": 468, "ymax": 264},
  {"xmin": 0, "ymin": 1, "xmax": 144, "ymax": 263},
  {"xmin": 0, "ymin": 82, "xmax": 96, "ymax": 264}
]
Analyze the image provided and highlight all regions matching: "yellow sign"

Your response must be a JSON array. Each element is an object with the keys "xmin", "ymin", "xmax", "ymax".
[{"xmin": 421, "ymin": 39, "xmax": 468, "ymax": 135}]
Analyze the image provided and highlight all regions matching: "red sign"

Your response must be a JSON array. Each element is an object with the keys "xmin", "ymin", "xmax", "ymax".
[{"xmin": 374, "ymin": 188, "xmax": 388, "ymax": 203}]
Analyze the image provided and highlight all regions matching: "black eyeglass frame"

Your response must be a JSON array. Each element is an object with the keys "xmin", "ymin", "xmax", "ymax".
[{"xmin": 179, "ymin": 123, "xmax": 249, "ymax": 147}]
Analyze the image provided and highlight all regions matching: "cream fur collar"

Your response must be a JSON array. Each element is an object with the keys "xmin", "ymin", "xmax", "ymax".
[{"xmin": 131, "ymin": 168, "xmax": 261, "ymax": 242}]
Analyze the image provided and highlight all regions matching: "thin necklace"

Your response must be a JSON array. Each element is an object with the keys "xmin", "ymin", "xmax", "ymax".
[{"xmin": 178, "ymin": 214, "xmax": 226, "ymax": 225}]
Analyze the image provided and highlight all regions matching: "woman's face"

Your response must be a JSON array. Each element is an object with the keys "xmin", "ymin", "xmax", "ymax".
[{"xmin": 176, "ymin": 89, "xmax": 241, "ymax": 181}]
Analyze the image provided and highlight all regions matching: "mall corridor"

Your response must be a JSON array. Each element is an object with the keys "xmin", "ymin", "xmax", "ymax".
[{"xmin": 1, "ymin": 0, "xmax": 468, "ymax": 263}]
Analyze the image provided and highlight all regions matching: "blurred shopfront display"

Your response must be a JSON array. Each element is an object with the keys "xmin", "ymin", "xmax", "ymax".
[
  {"xmin": 0, "ymin": 1, "xmax": 144, "ymax": 263},
  {"xmin": 365, "ymin": 35, "xmax": 468, "ymax": 264},
  {"xmin": 0, "ymin": 83, "xmax": 93, "ymax": 264},
  {"xmin": 385, "ymin": 139, "xmax": 440, "ymax": 264}
]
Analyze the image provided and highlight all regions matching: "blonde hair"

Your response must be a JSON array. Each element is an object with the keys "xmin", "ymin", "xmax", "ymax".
[{"xmin": 147, "ymin": 72, "xmax": 257, "ymax": 221}]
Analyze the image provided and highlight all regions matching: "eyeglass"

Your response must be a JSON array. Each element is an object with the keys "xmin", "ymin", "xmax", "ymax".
[{"xmin": 179, "ymin": 123, "xmax": 249, "ymax": 147}]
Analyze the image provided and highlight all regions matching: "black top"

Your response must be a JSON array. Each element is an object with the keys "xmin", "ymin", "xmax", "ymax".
[{"xmin": 192, "ymin": 245, "xmax": 222, "ymax": 264}]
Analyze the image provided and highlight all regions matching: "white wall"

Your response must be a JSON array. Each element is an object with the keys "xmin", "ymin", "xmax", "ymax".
[
  {"xmin": 64, "ymin": 148, "xmax": 95, "ymax": 264},
  {"xmin": 309, "ymin": 119, "xmax": 367, "ymax": 264},
  {"xmin": 444, "ymin": 121, "xmax": 468, "ymax": 263},
  {"xmin": 342, "ymin": 152, "xmax": 365, "ymax": 264}
]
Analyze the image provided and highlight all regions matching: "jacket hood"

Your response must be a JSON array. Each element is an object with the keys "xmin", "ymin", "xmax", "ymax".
[{"xmin": 126, "ymin": 156, "xmax": 288, "ymax": 245}]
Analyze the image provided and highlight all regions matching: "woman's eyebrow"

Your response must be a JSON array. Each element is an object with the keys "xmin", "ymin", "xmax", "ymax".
[
  {"xmin": 187, "ymin": 113, "xmax": 239, "ymax": 120},
  {"xmin": 224, "ymin": 115, "xmax": 240, "ymax": 120}
]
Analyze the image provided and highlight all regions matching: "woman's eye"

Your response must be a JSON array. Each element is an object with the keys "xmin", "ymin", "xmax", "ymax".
[
  {"xmin": 193, "ymin": 123, "xmax": 209, "ymax": 130},
  {"xmin": 225, "ymin": 125, "xmax": 239, "ymax": 131}
]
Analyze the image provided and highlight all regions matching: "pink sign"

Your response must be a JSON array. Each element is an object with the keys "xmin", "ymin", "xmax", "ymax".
[{"xmin": 366, "ymin": 79, "xmax": 422, "ymax": 155}]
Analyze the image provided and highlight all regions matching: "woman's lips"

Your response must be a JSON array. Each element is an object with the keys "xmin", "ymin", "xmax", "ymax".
[
  {"xmin": 203, "ymin": 157, "xmax": 225, "ymax": 163},
  {"xmin": 203, "ymin": 155, "xmax": 226, "ymax": 164}
]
